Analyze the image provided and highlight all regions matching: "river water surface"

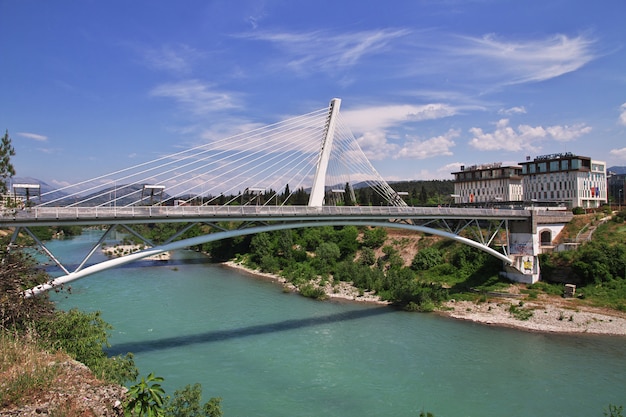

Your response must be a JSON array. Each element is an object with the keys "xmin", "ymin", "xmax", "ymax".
[{"xmin": 48, "ymin": 230, "xmax": 625, "ymax": 417}]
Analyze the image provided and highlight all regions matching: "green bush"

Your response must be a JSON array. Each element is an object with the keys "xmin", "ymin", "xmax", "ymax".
[
  {"xmin": 35, "ymin": 309, "xmax": 137, "ymax": 384},
  {"xmin": 411, "ymin": 247, "xmax": 443, "ymax": 271},
  {"xmin": 298, "ymin": 283, "xmax": 327, "ymax": 300},
  {"xmin": 165, "ymin": 383, "xmax": 223, "ymax": 417}
]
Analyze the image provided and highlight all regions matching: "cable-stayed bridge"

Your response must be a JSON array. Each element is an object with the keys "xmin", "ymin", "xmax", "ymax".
[{"xmin": 0, "ymin": 99, "xmax": 565, "ymax": 296}]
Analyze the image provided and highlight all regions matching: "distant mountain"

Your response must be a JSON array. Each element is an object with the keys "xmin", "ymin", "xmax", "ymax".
[{"xmin": 608, "ymin": 166, "xmax": 626, "ymax": 175}]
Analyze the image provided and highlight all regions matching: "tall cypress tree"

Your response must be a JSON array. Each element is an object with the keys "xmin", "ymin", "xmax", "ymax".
[{"xmin": 0, "ymin": 130, "xmax": 16, "ymax": 195}]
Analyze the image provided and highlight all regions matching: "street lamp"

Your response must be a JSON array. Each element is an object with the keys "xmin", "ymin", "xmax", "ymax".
[
  {"xmin": 12, "ymin": 183, "xmax": 40, "ymax": 207},
  {"xmin": 142, "ymin": 185, "xmax": 165, "ymax": 205},
  {"xmin": 397, "ymin": 191, "xmax": 409, "ymax": 206},
  {"xmin": 247, "ymin": 187, "xmax": 265, "ymax": 205},
  {"xmin": 620, "ymin": 189, "xmax": 623, "ymax": 211}
]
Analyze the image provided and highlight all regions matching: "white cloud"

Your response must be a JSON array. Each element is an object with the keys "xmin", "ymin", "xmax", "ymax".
[
  {"xmin": 498, "ymin": 106, "xmax": 526, "ymax": 115},
  {"xmin": 545, "ymin": 124, "xmax": 592, "ymax": 141},
  {"xmin": 17, "ymin": 132, "xmax": 48, "ymax": 141},
  {"xmin": 356, "ymin": 131, "xmax": 398, "ymax": 161},
  {"xmin": 469, "ymin": 119, "xmax": 591, "ymax": 151},
  {"xmin": 341, "ymin": 103, "xmax": 457, "ymax": 132},
  {"xmin": 619, "ymin": 103, "xmax": 626, "ymax": 126},
  {"xmin": 239, "ymin": 28, "xmax": 409, "ymax": 74},
  {"xmin": 142, "ymin": 43, "xmax": 202, "ymax": 75},
  {"xmin": 341, "ymin": 103, "xmax": 458, "ymax": 161},
  {"xmin": 610, "ymin": 147, "xmax": 626, "ymax": 161},
  {"xmin": 150, "ymin": 80, "xmax": 242, "ymax": 115},
  {"xmin": 454, "ymin": 33, "xmax": 597, "ymax": 85},
  {"xmin": 439, "ymin": 162, "xmax": 464, "ymax": 173},
  {"xmin": 396, "ymin": 129, "xmax": 459, "ymax": 159}
]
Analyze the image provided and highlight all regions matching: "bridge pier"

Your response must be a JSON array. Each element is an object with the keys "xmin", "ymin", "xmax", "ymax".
[
  {"xmin": 502, "ymin": 210, "xmax": 572, "ymax": 284},
  {"xmin": 502, "ymin": 213, "xmax": 541, "ymax": 284}
]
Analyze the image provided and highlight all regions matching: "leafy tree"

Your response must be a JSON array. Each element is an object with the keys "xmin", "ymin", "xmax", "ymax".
[
  {"xmin": 314, "ymin": 242, "xmax": 341, "ymax": 273},
  {"xmin": 411, "ymin": 247, "xmax": 443, "ymax": 271},
  {"xmin": 419, "ymin": 185, "xmax": 428, "ymax": 204},
  {"xmin": 0, "ymin": 129, "xmax": 16, "ymax": 195},
  {"xmin": 0, "ymin": 250, "xmax": 53, "ymax": 331},
  {"xmin": 300, "ymin": 227, "xmax": 324, "ymax": 251},
  {"xmin": 336, "ymin": 225, "xmax": 359, "ymax": 258},
  {"xmin": 165, "ymin": 383, "xmax": 222, "ymax": 417},
  {"xmin": 276, "ymin": 230, "xmax": 294, "ymax": 260},
  {"xmin": 249, "ymin": 232, "xmax": 274, "ymax": 264},
  {"xmin": 361, "ymin": 227, "xmax": 387, "ymax": 249},
  {"xmin": 125, "ymin": 373, "xmax": 166, "ymax": 417},
  {"xmin": 359, "ymin": 247, "xmax": 377, "ymax": 266},
  {"xmin": 379, "ymin": 245, "xmax": 404, "ymax": 270}
]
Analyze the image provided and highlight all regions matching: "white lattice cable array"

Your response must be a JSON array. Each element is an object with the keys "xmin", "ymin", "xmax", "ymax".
[{"xmin": 37, "ymin": 100, "xmax": 404, "ymax": 207}]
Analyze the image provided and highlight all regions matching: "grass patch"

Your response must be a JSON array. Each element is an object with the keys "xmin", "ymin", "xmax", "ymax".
[
  {"xmin": 508, "ymin": 303, "xmax": 534, "ymax": 321},
  {"xmin": 0, "ymin": 333, "xmax": 62, "ymax": 407}
]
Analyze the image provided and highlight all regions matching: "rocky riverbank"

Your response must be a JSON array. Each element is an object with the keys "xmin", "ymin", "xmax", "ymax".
[
  {"xmin": 0, "ymin": 356, "xmax": 125, "ymax": 417},
  {"xmin": 223, "ymin": 261, "xmax": 389, "ymax": 305},
  {"xmin": 102, "ymin": 244, "xmax": 171, "ymax": 261},
  {"xmin": 223, "ymin": 261, "xmax": 626, "ymax": 336}
]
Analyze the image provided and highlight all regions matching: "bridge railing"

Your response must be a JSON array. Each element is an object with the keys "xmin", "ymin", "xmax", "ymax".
[{"xmin": 1, "ymin": 205, "xmax": 530, "ymax": 224}]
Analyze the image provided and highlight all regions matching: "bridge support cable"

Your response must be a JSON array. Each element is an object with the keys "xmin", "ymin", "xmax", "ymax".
[
  {"xmin": 37, "ymin": 106, "xmax": 330, "ymax": 208},
  {"xmin": 31, "ymin": 99, "xmax": 408, "ymax": 209},
  {"xmin": 330, "ymin": 112, "xmax": 407, "ymax": 207}
]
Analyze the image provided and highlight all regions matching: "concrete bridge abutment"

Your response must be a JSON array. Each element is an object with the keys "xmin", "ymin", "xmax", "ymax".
[
  {"xmin": 503, "ymin": 212, "xmax": 540, "ymax": 284},
  {"xmin": 503, "ymin": 210, "xmax": 573, "ymax": 284}
]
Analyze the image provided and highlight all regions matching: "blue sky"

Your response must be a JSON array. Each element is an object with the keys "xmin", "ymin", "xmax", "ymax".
[{"xmin": 2, "ymin": 0, "xmax": 626, "ymax": 189}]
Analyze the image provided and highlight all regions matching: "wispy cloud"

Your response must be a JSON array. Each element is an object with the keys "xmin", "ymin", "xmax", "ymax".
[
  {"xmin": 342, "ymin": 103, "xmax": 458, "ymax": 132},
  {"xmin": 610, "ymin": 147, "xmax": 626, "ymax": 161},
  {"xmin": 453, "ymin": 33, "xmax": 597, "ymax": 85},
  {"xmin": 150, "ymin": 80, "xmax": 242, "ymax": 115},
  {"xmin": 17, "ymin": 132, "xmax": 48, "ymax": 141},
  {"xmin": 619, "ymin": 102, "xmax": 626, "ymax": 126},
  {"xmin": 469, "ymin": 118, "xmax": 592, "ymax": 152},
  {"xmin": 238, "ymin": 28, "xmax": 410, "ymax": 74},
  {"xmin": 142, "ymin": 43, "xmax": 203, "ymax": 75},
  {"xmin": 498, "ymin": 106, "xmax": 527, "ymax": 115}
]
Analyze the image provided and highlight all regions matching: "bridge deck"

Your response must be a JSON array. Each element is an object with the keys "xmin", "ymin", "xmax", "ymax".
[{"xmin": 0, "ymin": 206, "xmax": 537, "ymax": 227}]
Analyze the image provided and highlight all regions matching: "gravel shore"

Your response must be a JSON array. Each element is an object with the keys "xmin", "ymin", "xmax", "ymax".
[
  {"xmin": 440, "ymin": 297, "xmax": 626, "ymax": 336},
  {"xmin": 223, "ymin": 261, "xmax": 626, "ymax": 336}
]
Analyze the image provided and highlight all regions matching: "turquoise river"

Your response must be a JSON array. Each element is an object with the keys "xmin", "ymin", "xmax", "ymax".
[{"xmin": 46, "ymin": 230, "xmax": 625, "ymax": 417}]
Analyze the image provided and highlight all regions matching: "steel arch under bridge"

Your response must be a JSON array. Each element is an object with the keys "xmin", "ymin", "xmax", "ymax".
[{"xmin": 0, "ymin": 205, "xmax": 532, "ymax": 297}]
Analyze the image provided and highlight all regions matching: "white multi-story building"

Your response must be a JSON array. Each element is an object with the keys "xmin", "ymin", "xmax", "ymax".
[
  {"xmin": 451, "ymin": 163, "xmax": 523, "ymax": 204},
  {"xmin": 519, "ymin": 153, "xmax": 606, "ymax": 209}
]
